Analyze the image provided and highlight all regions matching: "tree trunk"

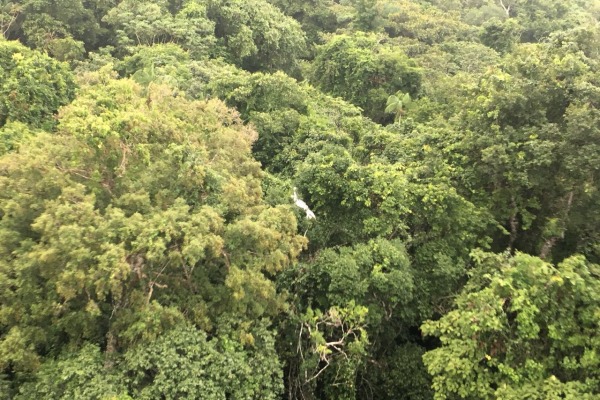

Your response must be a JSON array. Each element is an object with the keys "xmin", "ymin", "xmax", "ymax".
[
  {"xmin": 499, "ymin": 0, "xmax": 511, "ymax": 17},
  {"xmin": 539, "ymin": 191, "xmax": 574, "ymax": 260},
  {"xmin": 507, "ymin": 197, "xmax": 518, "ymax": 252}
]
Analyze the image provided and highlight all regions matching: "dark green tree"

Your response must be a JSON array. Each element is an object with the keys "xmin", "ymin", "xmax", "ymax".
[
  {"xmin": 310, "ymin": 32, "xmax": 421, "ymax": 123},
  {"xmin": 207, "ymin": 0, "xmax": 307, "ymax": 73}
]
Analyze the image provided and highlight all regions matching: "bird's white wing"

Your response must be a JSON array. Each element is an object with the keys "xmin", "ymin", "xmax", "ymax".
[
  {"xmin": 293, "ymin": 189, "xmax": 316, "ymax": 220},
  {"xmin": 295, "ymin": 199, "xmax": 309, "ymax": 211}
]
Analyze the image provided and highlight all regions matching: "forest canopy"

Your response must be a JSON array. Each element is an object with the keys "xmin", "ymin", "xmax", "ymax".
[{"xmin": 0, "ymin": 0, "xmax": 599, "ymax": 399}]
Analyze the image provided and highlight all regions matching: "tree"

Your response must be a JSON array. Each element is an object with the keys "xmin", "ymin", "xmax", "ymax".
[
  {"xmin": 385, "ymin": 91, "xmax": 412, "ymax": 122},
  {"xmin": 0, "ymin": 69, "xmax": 306, "ymax": 394},
  {"xmin": 17, "ymin": 322, "xmax": 284, "ymax": 399},
  {"xmin": 103, "ymin": 0, "xmax": 216, "ymax": 58},
  {"xmin": 206, "ymin": 0, "xmax": 307, "ymax": 73},
  {"xmin": 310, "ymin": 32, "xmax": 421, "ymax": 123},
  {"xmin": 121, "ymin": 322, "xmax": 283, "ymax": 399},
  {"xmin": 480, "ymin": 17, "xmax": 522, "ymax": 53},
  {"xmin": 1, "ymin": 0, "xmax": 105, "ymax": 56},
  {"xmin": 414, "ymin": 27, "xmax": 600, "ymax": 261},
  {"xmin": 348, "ymin": 0, "xmax": 381, "ymax": 32},
  {"xmin": 193, "ymin": 60, "xmax": 381, "ymax": 174},
  {"xmin": 2, "ymin": 1, "xmax": 600, "ymax": 398},
  {"xmin": 266, "ymin": 0, "xmax": 340, "ymax": 46},
  {"xmin": 0, "ymin": 121, "xmax": 34, "ymax": 156},
  {"xmin": 0, "ymin": 2, "xmax": 21, "ymax": 39},
  {"xmin": 16, "ymin": 344, "xmax": 127, "ymax": 399},
  {"xmin": 116, "ymin": 43, "xmax": 193, "ymax": 91},
  {"xmin": 380, "ymin": 0, "xmax": 477, "ymax": 45},
  {"xmin": 0, "ymin": 39, "xmax": 75, "ymax": 129},
  {"xmin": 422, "ymin": 251, "xmax": 600, "ymax": 399}
]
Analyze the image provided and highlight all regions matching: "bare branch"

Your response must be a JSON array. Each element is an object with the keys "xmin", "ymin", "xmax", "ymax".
[
  {"xmin": 305, "ymin": 358, "xmax": 330, "ymax": 383},
  {"xmin": 146, "ymin": 260, "xmax": 170, "ymax": 304},
  {"xmin": 1, "ymin": 5, "xmax": 21, "ymax": 38},
  {"xmin": 498, "ymin": 0, "xmax": 511, "ymax": 17}
]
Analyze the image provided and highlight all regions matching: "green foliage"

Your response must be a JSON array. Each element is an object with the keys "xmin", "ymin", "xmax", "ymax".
[
  {"xmin": 364, "ymin": 343, "xmax": 433, "ymax": 400},
  {"xmin": 17, "ymin": 322, "xmax": 283, "ymax": 399},
  {"xmin": 380, "ymin": 0, "xmax": 478, "ymax": 45},
  {"xmin": 2, "ymin": 1, "xmax": 600, "ymax": 399},
  {"xmin": 385, "ymin": 91, "xmax": 412, "ymax": 122},
  {"xmin": 0, "ymin": 39, "xmax": 75, "ymax": 129},
  {"xmin": 0, "ymin": 2, "xmax": 22, "ymax": 39},
  {"xmin": 123, "ymin": 322, "xmax": 283, "ymax": 399},
  {"xmin": 16, "ymin": 344, "xmax": 126, "ymax": 400},
  {"xmin": 507, "ymin": 0, "xmax": 580, "ymax": 43},
  {"xmin": 445, "ymin": 32, "xmax": 600, "ymax": 258},
  {"xmin": 266, "ymin": 0, "xmax": 340, "ymax": 45},
  {"xmin": 348, "ymin": 0, "xmax": 381, "ymax": 31},
  {"xmin": 421, "ymin": 0, "xmax": 506, "ymax": 25},
  {"xmin": 103, "ymin": 0, "xmax": 216, "ymax": 58},
  {"xmin": 291, "ymin": 301, "xmax": 369, "ymax": 400},
  {"xmin": 0, "ymin": 121, "xmax": 34, "ymax": 156},
  {"xmin": 310, "ymin": 32, "xmax": 421, "ymax": 123},
  {"xmin": 0, "ymin": 71, "xmax": 305, "ymax": 392},
  {"xmin": 298, "ymin": 239, "xmax": 414, "ymax": 322},
  {"xmin": 5, "ymin": 0, "xmax": 102, "ymax": 53},
  {"xmin": 295, "ymin": 159, "xmax": 411, "ymax": 245},
  {"xmin": 195, "ymin": 59, "xmax": 380, "ymax": 173},
  {"xmin": 422, "ymin": 252, "xmax": 600, "ymax": 399},
  {"xmin": 207, "ymin": 0, "xmax": 307, "ymax": 73},
  {"xmin": 205, "ymin": 69, "xmax": 310, "ymax": 168},
  {"xmin": 117, "ymin": 44, "xmax": 193, "ymax": 90},
  {"xmin": 480, "ymin": 17, "xmax": 523, "ymax": 53}
]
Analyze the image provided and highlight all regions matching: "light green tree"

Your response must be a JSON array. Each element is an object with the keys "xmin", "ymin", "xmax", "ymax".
[
  {"xmin": 310, "ymin": 32, "xmax": 421, "ymax": 123},
  {"xmin": 423, "ymin": 251, "xmax": 600, "ymax": 399},
  {"xmin": 385, "ymin": 91, "xmax": 412, "ymax": 122},
  {"xmin": 0, "ymin": 39, "xmax": 75, "ymax": 129},
  {"xmin": 0, "ymin": 69, "xmax": 306, "ymax": 396}
]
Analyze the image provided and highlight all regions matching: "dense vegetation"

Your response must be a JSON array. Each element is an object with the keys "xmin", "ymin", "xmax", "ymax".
[{"xmin": 1, "ymin": 0, "xmax": 599, "ymax": 399}]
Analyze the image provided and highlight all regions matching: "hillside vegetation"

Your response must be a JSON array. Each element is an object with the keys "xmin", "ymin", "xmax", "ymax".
[{"xmin": 1, "ymin": 0, "xmax": 600, "ymax": 399}]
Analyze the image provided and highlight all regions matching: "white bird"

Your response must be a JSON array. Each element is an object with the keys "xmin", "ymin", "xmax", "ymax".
[{"xmin": 292, "ymin": 187, "xmax": 316, "ymax": 220}]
